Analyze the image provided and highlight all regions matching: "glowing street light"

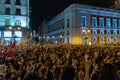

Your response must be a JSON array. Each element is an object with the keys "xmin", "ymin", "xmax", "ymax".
[
  {"xmin": 8, "ymin": 26, "xmax": 12, "ymax": 30},
  {"xmin": 87, "ymin": 30, "xmax": 90, "ymax": 33},
  {"xmin": 60, "ymin": 35, "xmax": 62, "ymax": 38},
  {"xmin": 17, "ymin": 27, "xmax": 21, "ymax": 30},
  {"xmin": 82, "ymin": 30, "xmax": 85, "ymax": 33}
]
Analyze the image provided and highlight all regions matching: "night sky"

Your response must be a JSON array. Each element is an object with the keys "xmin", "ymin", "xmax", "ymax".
[{"xmin": 30, "ymin": 0, "xmax": 115, "ymax": 31}]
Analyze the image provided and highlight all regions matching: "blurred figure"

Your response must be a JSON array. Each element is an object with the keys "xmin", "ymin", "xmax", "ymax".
[
  {"xmin": 98, "ymin": 63, "xmax": 120, "ymax": 80},
  {"xmin": 24, "ymin": 71, "xmax": 41, "ymax": 80},
  {"xmin": 60, "ymin": 66, "xmax": 75, "ymax": 80}
]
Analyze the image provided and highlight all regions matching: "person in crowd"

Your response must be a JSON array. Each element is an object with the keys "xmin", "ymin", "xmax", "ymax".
[
  {"xmin": 23, "ymin": 71, "xmax": 41, "ymax": 80},
  {"xmin": 0, "ymin": 44, "xmax": 119, "ymax": 80},
  {"xmin": 60, "ymin": 66, "xmax": 75, "ymax": 80},
  {"xmin": 98, "ymin": 56, "xmax": 120, "ymax": 80}
]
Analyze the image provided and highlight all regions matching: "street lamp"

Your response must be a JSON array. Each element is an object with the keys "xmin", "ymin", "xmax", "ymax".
[
  {"xmin": 82, "ymin": 29, "xmax": 91, "ymax": 45},
  {"xmin": 8, "ymin": 26, "xmax": 12, "ymax": 30},
  {"xmin": 87, "ymin": 29, "xmax": 92, "ymax": 45},
  {"xmin": 17, "ymin": 27, "xmax": 21, "ymax": 30}
]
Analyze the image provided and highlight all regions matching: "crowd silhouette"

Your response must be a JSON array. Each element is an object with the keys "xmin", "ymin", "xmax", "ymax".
[{"xmin": 0, "ymin": 44, "xmax": 119, "ymax": 80}]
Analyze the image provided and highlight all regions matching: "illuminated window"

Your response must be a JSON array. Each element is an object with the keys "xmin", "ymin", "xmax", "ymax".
[
  {"xmin": 93, "ymin": 30, "xmax": 97, "ymax": 35},
  {"xmin": 6, "ymin": 0, "xmax": 10, "ymax": 4},
  {"xmin": 107, "ymin": 30, "xmax": 110, "ymax": 35},
  {"xmin": 113, "ymin": 19, "xmax": 117, "ymax": 28},
  {"xmin": 16, "ymin": 0, "xmax": 21, "ymax": 5},
  {"xmin": 6, "ymin": 8, "xmax": 10, "ymax": 14},
  {"xmin": 100, "ymin": 30, "xmax": 104, "ymax": 35},
  {"xmin": 113, "ymin": 31, "xmax": 117, "ymax": 36},
  {"xmin": 106, "ymin": 18, "xmax": 111, "ymax": 28},
  {"xmin": 81, "ymin": 16, "xmax": 86, "ymax": 27},
  {"xmin": 4, "ymin": 31, "xmax": 12, "ymax": 37},
  {"xmin": 92, "ymin": 17, "xmax": 97, "ymax": 27},
  {"xmin": 14, "ymin": 31, "xmax": 22, "ymax": 37},
  {"xmin": 99, "ymin": 18, "xmax": 104, "ymax": 27}
]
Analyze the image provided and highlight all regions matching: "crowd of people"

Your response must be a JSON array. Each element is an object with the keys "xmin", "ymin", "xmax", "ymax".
[{"xmin": 0, "ymin": 44, "xmax": 119, "ymax": 80}]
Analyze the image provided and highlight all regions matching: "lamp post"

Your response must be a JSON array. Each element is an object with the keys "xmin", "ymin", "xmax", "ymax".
[
  {"xmin": 82, "ymin": 29, "xmax": 91, "ymax": 45},
  {"xmin": 87, "ymin": 29, "xmax": 92, "ymax": 45}
]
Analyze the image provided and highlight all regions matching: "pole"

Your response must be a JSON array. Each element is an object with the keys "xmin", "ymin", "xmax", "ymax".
[{"xmin": 85, "ymin": 53, "xmax": 90, "ymax": 80}]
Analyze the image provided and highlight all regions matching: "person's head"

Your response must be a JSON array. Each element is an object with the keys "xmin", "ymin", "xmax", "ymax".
[
  {"xmin": 60, "ymin": 66, "xmax": 75, "ymax": 80},
  {"xmin": 24, "ymin": 71, "xmax": 41, "ymax": 80},
  {"xmin": 98, "ymin": 64, "xmax": 120, "ymax": 80}
]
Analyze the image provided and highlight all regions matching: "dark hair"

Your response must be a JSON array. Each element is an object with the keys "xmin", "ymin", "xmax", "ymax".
[
  {"xmin": 98, "ymin": 64, "xmax": 120, "ymax": 80},
  {"xmin": 24, "ymin": 71, "xmax": 41, "ymax": 80},
  {"xmin": 61, "ymin": 66, "xmax": 75, "ymax": 80}
]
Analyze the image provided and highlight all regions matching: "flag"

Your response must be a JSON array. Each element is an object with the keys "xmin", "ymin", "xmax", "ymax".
[
  {"xmin": 0, "ymin": 45, "xmax": 2, "ymax": 56},
  {"xmin": 7, "ymin": 39, "xmax": 16, "ymax": 59}
]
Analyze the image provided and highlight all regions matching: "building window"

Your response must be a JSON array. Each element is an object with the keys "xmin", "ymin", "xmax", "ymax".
[
  {"xmin": 106, "ymin": 18, "xmax": 111, "ymax": 28},
  {"xmin": 5, "ymin": 19, "xmax": 10, "ymax": 25},
  {"xmin": 113, "ymin": 19, "xmax": 117, "ymax": 28},
  {"xmin": 118, "ymin": 19, "xmax": 120, "ymax": 28},
  {"xmin": 6, "ymin": 0, "xmax": 10, "ymax": 4},
  {"xmin": 67, "ymin": 18, "xmax": 69, "ymax": 27},
  {"xmin": 16, "ymin": 8, "xmax": 21, "ymax": 15},
  {"xmin": 93, "ymin": 30, "xmax": 97, "ymax": 35},
  {"xmin": 107, "ymin": 30, "xmax": 110, "ymax": 35},
  {"xmin": 15, "ymin": 20, "xmax": 21, "ymax": 26},
  {"xmin": 62, "ymin": 19, "xmax": 64, "ymax": 29},
  {"xmin": 82, "ymin": 30, "xmax": 86, "ymax": 35},
  {"xmin": 100, "ymin": 30, "xmax": 104, "ymax": 35},
  {"xmin": 100, "ymin": 38, "xmax": 104, "ymax": 44},
  {"xmin": 113, "ymin": 31, "xmax": 117, "ymax": 36},
  {"xmin": 81, "ymin": 16, "xmax": 86, "ymax": 27},
  {"xmin": 114, "ymin": 37, "xmax": 117, "ymax": 44},
  {"xmin": 6, "ymin": 8, "xmax": 10, "ymax": 14},
  {"xmin": 16, "ymin": 0, "xmax": 21, "ymax": 5},
  {"xmin": 93, "ymin": 37, "xmax": 96, "ymax": 44},
  {"xmin": 92, "ymin": 17, "xmax": 97, "ymax": 27},
  {"xmin": 67, "ymin": 31, "xmax": 69, "ymax": 35},
  {"xmin": 107, "ymin": 37, "xmax": 110, "ymax": 44},
  {"xmin": 67, "ymin": 37, "xmax": 69, "ymax": 43},
  {"xmin": 99, "ymin": 18, "xmax": 104, "ymax": 27}
]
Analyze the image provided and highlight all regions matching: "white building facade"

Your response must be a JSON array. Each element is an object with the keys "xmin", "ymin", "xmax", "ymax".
[
  {"xmin": 0, "ymin": 0, "xmax": 29, "ymax": 44},
  {"xmin": 46, "ymin": 4, "xmax": 120, "ymax": 45}
]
